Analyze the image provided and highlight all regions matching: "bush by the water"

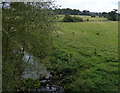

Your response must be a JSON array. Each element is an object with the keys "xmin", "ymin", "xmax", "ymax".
[{"xmin": 62, "ymin": 15, "xmax": 83, "ymax": 22}]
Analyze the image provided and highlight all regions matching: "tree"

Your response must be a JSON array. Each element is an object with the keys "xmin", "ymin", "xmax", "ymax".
[
  {"xmin": 83, "ymin": 10, "xmax": 90, "ymax": 15},
  {"xmin": 107, "ymin": 10, "xmax": 118, "ymax": 21},
  {"xmin": 2, "ymin": 2, "xmax": 56, "ymax": 91},
  {"xmin": 54, "ymin": 8, "xmax": 81, "ymax": 15}
]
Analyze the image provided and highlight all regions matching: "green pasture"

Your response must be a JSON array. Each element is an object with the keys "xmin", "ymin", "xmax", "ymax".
[
  {"xmin": 58, "ymin": 15, "xmax": 107, "ymax": 21},
  {"xmin": 49, "ymin": 21, "xmax": 118, "ymax": 91}
]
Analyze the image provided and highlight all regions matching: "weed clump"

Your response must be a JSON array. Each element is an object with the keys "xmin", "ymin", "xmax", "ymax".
[
  {"xmin": 96, "ymin": 33, "xmax": 100, "ymax": 35},
  {"xmin": 87, "ymin": 19, "xmax": 89, "ymax": 21}
]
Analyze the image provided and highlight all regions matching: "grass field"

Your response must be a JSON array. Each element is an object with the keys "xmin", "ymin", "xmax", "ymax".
[
  {"xmin": 49, "ymin": 21, "xmax": 118, "ymax": 91},
  {"xmin": 58, "ymin": 15, "xmax": 107, "ymax": 21}
]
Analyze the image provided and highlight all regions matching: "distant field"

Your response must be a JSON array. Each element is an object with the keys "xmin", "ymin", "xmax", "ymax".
[
  {"xmin": 58, "ymin": 15, "xmax": 107, "ymax": 21},
  {"xmin": 50, "ymin": 21, "xmax": 118, "ymax": 91}
]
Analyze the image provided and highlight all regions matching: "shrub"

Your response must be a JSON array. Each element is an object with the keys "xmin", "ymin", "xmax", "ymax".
[
  {"xmin": 62, "ymin": 15, "xmax": 83, "ymax": 22},
  {"xmin": 63, "ymin": 15, "xmax": 74, "ymax": 22},
  {"xmin": 87, "ymin": 19, "xmax": 89, "ymax": 21},
  {"xmin": 96, "ymin": 33, "xmax": 100, "ymax": 35},
  {"xmin": 20, "ymin": 78, "xmax": 40, "ymax": 90}
]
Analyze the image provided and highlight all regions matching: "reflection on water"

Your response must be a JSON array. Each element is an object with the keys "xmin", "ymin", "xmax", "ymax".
[{"xmin": 22, "ymin": 52, "xmax": 50, "ymax": 79}]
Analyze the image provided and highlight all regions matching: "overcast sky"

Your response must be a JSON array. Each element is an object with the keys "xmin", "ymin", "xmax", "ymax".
[{"xmin": 55, "ymin": 0, "xmax": 119, "ymax": 12}]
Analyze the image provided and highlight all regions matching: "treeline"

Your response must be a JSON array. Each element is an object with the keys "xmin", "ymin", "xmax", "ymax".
[
  {"xmin": 54, "ymin": 8, "xmax": 119, "ymax": 21},
  {"xmin": 54, "ymin": 8, "xmax": 99, "ymax": 16}
]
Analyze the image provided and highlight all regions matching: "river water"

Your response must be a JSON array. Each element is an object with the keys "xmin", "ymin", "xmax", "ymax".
[
  {"xmin": 22, "ymin": 52, "xmax": 50, "ymax": 79},
  {"xmin": 21, "ymin": 52, "xmax": 64, "ymax": 92}
]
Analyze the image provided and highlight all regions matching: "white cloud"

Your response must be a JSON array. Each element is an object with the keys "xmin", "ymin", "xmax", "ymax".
[{"xmin": 55, "ymin": 0, "xmax": 119, "ymax": 12}]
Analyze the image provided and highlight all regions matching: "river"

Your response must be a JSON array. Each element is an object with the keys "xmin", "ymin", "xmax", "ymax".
[{"xmin": 21, "ymin": 52, "xmax": 64, "ymax": 92}]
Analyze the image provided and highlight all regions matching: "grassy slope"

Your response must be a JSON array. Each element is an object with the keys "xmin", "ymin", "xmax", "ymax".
[{"xmin": 50, "ymin": 21, "xmax": 118, "ymax": 91}]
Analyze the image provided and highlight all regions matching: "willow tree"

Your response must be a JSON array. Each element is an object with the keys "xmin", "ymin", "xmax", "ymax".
[{"xmin": 2, "ymin": 2, "xmax": 57, "ymax": 91}]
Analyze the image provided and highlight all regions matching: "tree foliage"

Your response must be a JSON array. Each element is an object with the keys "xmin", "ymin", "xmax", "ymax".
[
  {"xmin": 2, "ymin": 2, "xmax": 56, "ymax": 91},
  {"xmin": 54, "ymin": 8, "xmax": 107, "ymax": 17},
  {"xmin": 107, "ymin": 10, "xmax": 118, "ymax": 21}
]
